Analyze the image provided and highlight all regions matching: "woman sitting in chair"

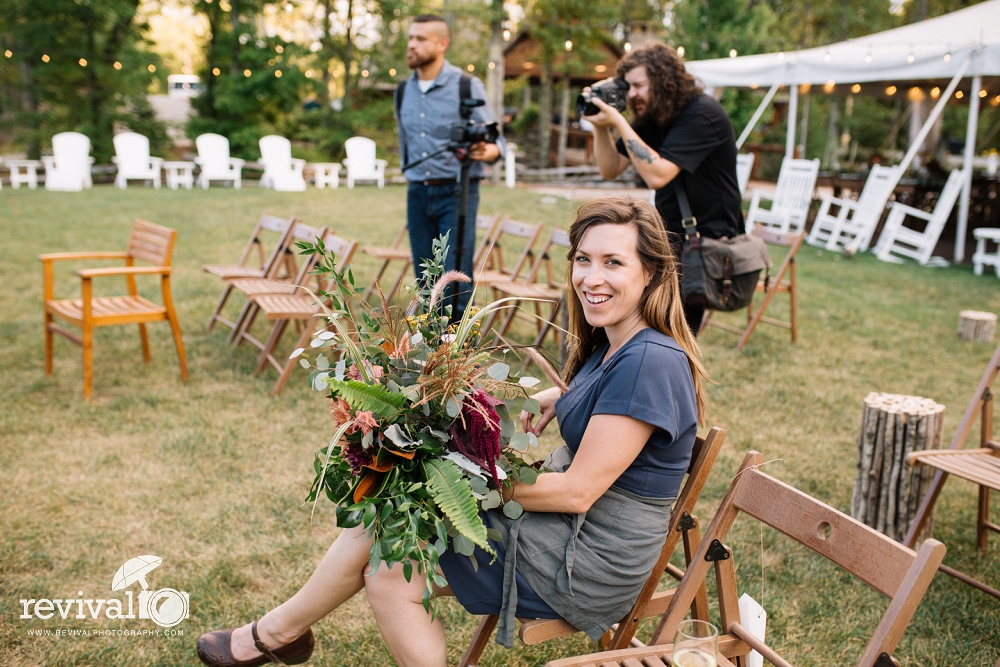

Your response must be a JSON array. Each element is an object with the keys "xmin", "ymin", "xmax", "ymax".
[{"xmin": 196, "ymin": 197, "xmax": 708, "ymax": 667}]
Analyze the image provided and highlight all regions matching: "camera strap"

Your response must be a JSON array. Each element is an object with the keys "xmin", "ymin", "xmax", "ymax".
[{"xmin": 395, "ymin": 72, "xmax": 474, "ymax": 173}]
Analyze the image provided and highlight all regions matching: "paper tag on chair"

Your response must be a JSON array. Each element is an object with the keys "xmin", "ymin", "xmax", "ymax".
[{"xmin": 738, "ymin": 593, "xmax": 767, "ymax": 667}]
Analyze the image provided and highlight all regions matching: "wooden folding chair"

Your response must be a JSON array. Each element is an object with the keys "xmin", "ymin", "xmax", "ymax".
[
  {"xmin": 484, "ymin": 228, "xmax": 571, "ymax": 351},
  {"xmin": 223, "ymin": 222, "xmax": 329, "ymax": 345},
  {"xmin": 475, "ymin": 217, "xmax": 544, "ymax": 288},
  {"xmin": 458, "ymin": 427, "xmax": 727, "ymax": 667},
  {"xmin": 904, "ymin": 339, "xmax": 1000, "ymax": 600},
  {"xmin": 237, "ymin": 232, "xmax": 358, "ymax": 395},
  {"xmin": 700, "ymin": 228, "xmax": 803, "ymax": 352},
  {"xmin": 360, "ymin": 214, "xmax": 502, "ymax": 301},
  {"xmin": 40, "ymin": 219, "xmax": 188, "ymax": 402},
  {"xmin": 204, "ymin": 213, "xmax": 298, "ymax": 330},
  {"xmin": 545, "ymin": 452, "xmax": 947, "ymax": 667}
]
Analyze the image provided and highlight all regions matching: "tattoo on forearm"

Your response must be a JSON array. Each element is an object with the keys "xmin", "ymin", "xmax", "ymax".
[{"xmin": 626, "ymin": 138, "xmax": 656, "ymax": 164}]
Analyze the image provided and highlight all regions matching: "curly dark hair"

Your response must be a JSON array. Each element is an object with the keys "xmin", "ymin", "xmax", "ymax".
[{"xmin": 616, "ymin": 43, "xmax": 702, "ymax": 127}]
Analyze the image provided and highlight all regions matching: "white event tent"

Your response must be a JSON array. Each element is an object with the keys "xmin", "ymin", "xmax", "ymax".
[{"xmin": 685, "ymin": 0, "xmax": 1000, "ymax": 261}]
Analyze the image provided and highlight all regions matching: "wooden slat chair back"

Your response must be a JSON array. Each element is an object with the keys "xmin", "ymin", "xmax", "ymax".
[
  {"xmin": 736, "ymin": 153, "xmax": 755, "ymax": 198},
  {"xmin": 475, "ymin": 217, "xmax": 544, "ymax": 287},
  {"xmin": 241, "ymin": 232, "xmax": 359, "ymax": 395},
  {"xmin": 904, "ymin": 339, "xmax": 1000, "ymax": 600},
  {"xmin": 874, "ymin": 169, "xmax": 965, "ymax": 267},
  {"xmin": 485, "ymin": 228, "xmax": 571, "ymax": 350},
  {"xmin": 700, "ymin": 228, "xmax": 804, "ymax": 351},
  {"xmin": 744, "ymin": 158, "xmax": 819, "ymax": 234},
  {"xmin": 40, "ymin": 219, "xmax": 188, "ymax": 401},
  {"xmin": 225, "ymin": 222, "xmax": 329, "ymax": 344},
  {"xmin": 807, "ymin": 164, "xmax": 902, "ymax": 252},
  {"xmin": 458, "ymin": 427, "xmax": 727, "ymax": 667},
  {"xmin": 545, "ymin": 453, "xmax": 947, "ymax": 667}
]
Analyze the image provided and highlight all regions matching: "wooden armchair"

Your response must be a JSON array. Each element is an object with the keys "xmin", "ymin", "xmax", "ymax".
[
  {"xmin": 458, "ymin": 427, "xmax": 728, "ymax": 667},
  {"xmin": 41, "ymin": 219, "xmax": 188, "ymax": 401},
  {"xmin": 545, "ymin": 453, "xmax": 946, "ymax": 667}
]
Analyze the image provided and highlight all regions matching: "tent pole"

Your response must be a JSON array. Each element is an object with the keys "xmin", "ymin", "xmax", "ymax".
[
  {"xmin": 785, "ymin": 84, "xmax": 798, "ymax": 160},
  {"xmin": 898, "ymin": 53, "xmax": 972, "ymax": 174},
  {"xmin": 956, "ymin": 74, "xmax": 982, "ymax": 263},
  {"xmin": 736, "ymin": 82, "xmax": 780, "ymax": 150}
]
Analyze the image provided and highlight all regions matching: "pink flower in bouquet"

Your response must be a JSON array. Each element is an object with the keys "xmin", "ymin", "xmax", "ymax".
[
  {"xmin": 450, "ymin": 390, "xmax": 503, "ymax": 487},
  {"xmin": 351, "ymin": 410, "xmax": 379, "ymax": 435},
  {"xmin": 330, "ymin": 398, "xmax": 353, "ymax": 430},
  {"xmin": 347, "ymin": 362, "xmax": 385, "ymax": 381}
]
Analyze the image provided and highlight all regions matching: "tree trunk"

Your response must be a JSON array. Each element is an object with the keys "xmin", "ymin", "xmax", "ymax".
[
  {"xmin": 557, "ymin": 73, "xmax": 570, "ymax": 173},
  {"xmin": 342, "ymin": 0, "xmax": 354, "ymax": 106},
  {"xmin": 486, "ymin": 17, "xmax": 505, "ymax": 185},
  {"xmin": 537, "ymin": 58, "xmax": 553, "ymax": 168}
]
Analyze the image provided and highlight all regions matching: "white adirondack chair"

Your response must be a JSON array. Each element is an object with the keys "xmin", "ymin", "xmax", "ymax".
[
  {"xmin": 43, "ymin": 132, "xmax": 94, "ymax": 192},
  {"xmin": 807, "ymin": 164, "xmax": 902, "ymax": 252},
  {"xmin": 874, "ymin": 169, "xmax": 965, "ymax": 266},
  {"xmin": 744, "ymin": 158, "xmax": 819, "ymax": 234},
  {"xmin": 736, "ymin": 153, "xmax": 755, "ymax": 198},
  {"xmin": 343, "ymin": 136, "xmax": 387, "ymax": 188},
  {"xmin": 259, "ymin": 135, "xmax": 306, "ymax": 191},
  {"xmin": 112, "ymin": 132, "xmax": 163, "ymax": 189},
  {"xmin": 195, "ymin": 133, "xmax": 245, "ymax": 189}
]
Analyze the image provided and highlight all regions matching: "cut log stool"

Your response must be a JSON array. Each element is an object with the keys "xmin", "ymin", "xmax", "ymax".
[
  {"xmin": 958, "ymin": 310, "xmax": 997, "ymax": 343},
  {"xmin": 852, "ymin": 393, "xmax": 945, "ymax": 542}
]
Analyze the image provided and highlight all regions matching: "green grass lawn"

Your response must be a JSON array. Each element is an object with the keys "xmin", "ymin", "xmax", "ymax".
[{"xmin": 1, "ymin": 184, "xmax": 998, "ymax": 666}]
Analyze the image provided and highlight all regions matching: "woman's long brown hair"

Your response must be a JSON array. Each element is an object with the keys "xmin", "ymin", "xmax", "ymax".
[{"xmin": 562, "ymin": 197, "xmax": 708, "ymax": 424}]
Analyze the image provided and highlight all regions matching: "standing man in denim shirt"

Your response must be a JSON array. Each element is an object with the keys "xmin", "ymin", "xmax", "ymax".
[{"xmin": 396, "ymin": 14, "xmax": 505, "ymax": 319}]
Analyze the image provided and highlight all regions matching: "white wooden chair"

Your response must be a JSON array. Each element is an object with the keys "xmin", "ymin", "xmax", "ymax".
[
  {"xmin": 343, "ymin": 136, "xmax": 387, "ymax": 188},
  {"xmin": 736, "ymin": 152, "xmax": 755, "ymax": 198},
  {"xmin": 874, "ymin": 169, "xmax": 965, "ymax": 267},
  {"xmin": 744, "ymin": 157, "xmax": 819, "ymax": 234},
  {"xmin": 807, "ymin": 164, "xmax": 902, "ymax": 252},
  {"xmin": 259, "ymin": 135, "xmax": 306, "ymax": 192},
  {"xmin": 195, "ymin": 133, "xmax": 245, "ymax": 189},
  {"xmin": 112, "ymin": 132, "xmax": 163, "ymax": 189},
  {"xmin": 43, "ymin": 132, "xmax": 94, "ymax": 192}
]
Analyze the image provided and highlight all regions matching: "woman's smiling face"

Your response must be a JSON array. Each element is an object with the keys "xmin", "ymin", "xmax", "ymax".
[{"xmin": 571, "ymin": 223, "xmax": 650, "ymax": 334}]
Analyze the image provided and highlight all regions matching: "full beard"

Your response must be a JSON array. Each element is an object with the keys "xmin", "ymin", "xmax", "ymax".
[
  {"xmin": 629, "ymin": 97, "xmax": 653, "ymax": 127},
  {"xmin": 406, "ymin": 51, "xmax": 436, "ymax": 70}
]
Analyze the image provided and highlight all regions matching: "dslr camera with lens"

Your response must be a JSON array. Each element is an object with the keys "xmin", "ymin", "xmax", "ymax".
[
  {"xmin": 450, "ymin": 98, "xmax": 499, "ymax": 147},
  {"xmin": 576, "ymin": 77, "xmax": 630, "ymax": 116}
]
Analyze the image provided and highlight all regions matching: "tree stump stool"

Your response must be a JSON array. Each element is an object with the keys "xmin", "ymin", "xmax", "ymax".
[
  {"xmin": 958, "ymin": 310, "xmax": 997, "ymax": 343},
  {"xmin": 851, "ymin": 393, "xmax": 945, "ymax": 542}
]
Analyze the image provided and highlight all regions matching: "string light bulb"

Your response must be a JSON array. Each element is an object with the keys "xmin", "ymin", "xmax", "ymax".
[
  {"xmin": 466, "ymin": 64, "xmax": 473, "ymax": 72},
  {"xmin": 114, "ymin": 61, "xmax": 122, "ymax": 69},
  {"xmin": 79, "ymin": 58, "xmax": 87, "ymax": 67},
  {"xmin": 244, "ymin": 68, "xmax": 251, "ymax": 77},
  {"xmin": 677, "ymin": 46, "xmax": 685, "ymax": 57},
  {"xmin": 943, "ymin": 52, "xmax": 951, "ymax": 62},
  {"xmin": 824, "ymin": 50, "xmax": 831, "ymax": 62},
  {"xmin": 212, "ymin": 67, "xmax": 221, "ymax": 75},
  {"xmin": 362, "ymin": 69, "xmax": 369, "ymax": 77},
  {"xmin": 823, "ymin": 80, "xmax": 835, "ymax": 93},
  {"xmin": 623, "ymin": 42, "xmax": 631, "ymax": 52},
  {"xmin": 389, "ymin": 68, "xmax": 396, "ymax": 76},
  {"xmin": 956, "ymin": 90, "xmax": 964, "ymax": 99},
  {"xmin": 907, "ymin": 52, "xmax": 915, "ymax": 63},
  {"xmin": 42, "ymin": 54, "xmax": 50, "ymax": 62},
  {"xmin": 4, "ymin": 50, "xmax": 12, "ymax": 58},
  {"xmin": 274, "ymin": 69, "xmax": 281, "ymax": 77},
  {"xmin": 980, "ymin": 89, "xmax": 988, "ymax": 98},
  {"xmin": 865, "ymin": 52, "xmax": 872, "ymax": 63},
  {"xmin": 565, "ymin": 39, "xmax": 573, "ymax": 51},
  {"xmin": 503, "ymin": 29, "xmax": 510, "ymax": 41},
  {"xmin": 729, "ymin": 48, "xmax": 738, "ymax": 58},
  {"xmin": 930, "ymin": 86, "xmax": 940, "ymax": 98},
  {"xmin": 148, "ymin": 64, "xmax": 156, "ymax": 72},
  {"xmin": 488, "ymin": 62, "xmax": 495, "ymax": 69},
  {"xmin": 851, "ymin": 83, "xmax": 861, "ymax": 93},
  {"xmin": 885, "ymin": 85, "xmax": 897, "ymax": 96}
]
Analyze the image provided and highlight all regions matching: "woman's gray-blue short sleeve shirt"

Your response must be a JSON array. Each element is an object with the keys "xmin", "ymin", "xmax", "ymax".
[{"xmin": 554, "ymin": 328, "xmax": 698, "ymax": 499}]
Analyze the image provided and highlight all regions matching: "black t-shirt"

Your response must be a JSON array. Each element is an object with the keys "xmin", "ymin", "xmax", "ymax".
[{"xmin": 616, "ymin": 94, "xmax": 743, "ymax": 247}]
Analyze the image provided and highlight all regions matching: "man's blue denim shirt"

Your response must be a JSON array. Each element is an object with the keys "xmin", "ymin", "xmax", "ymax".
[{"xmin": 396, "ymin": 60, "xmax": 506, "ymax": 182}]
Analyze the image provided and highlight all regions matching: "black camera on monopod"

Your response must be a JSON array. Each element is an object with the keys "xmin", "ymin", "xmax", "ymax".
[
  {"xmin": 450, "ymin": 98, "xmax": 499, "ymax": 149},
  {"xmin": 577, "ymin": 77, "xmax": 629, "ymax": 116}
]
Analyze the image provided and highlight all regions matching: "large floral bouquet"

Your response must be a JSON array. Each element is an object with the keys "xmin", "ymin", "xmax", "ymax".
[{"xmin": 296, "ymin": 235, "xmax": 545, "ymax": 610}]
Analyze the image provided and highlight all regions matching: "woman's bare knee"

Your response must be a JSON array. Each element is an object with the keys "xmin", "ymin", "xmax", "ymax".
[{"xmin": 364, "ymin": 562, "xmax": 422, "ymax": 608}]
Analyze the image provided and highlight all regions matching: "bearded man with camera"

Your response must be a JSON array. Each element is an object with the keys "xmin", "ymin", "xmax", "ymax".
[
  {"xmin": 395, "ymin": 14, "xmax": 504, "ymax": 320},
  {"xmin": 585, "ymin": 42, "xmax": 743, "ymax": 334}
]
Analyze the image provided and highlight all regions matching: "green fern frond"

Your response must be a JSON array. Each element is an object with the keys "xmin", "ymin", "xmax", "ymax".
[
  {"xmin": 328, "ymin": 379, "xmax": 407, "ymax": 420},
  {"xmin": 423, "ymin": 459, "xmax": 492, "ymax": 554}
]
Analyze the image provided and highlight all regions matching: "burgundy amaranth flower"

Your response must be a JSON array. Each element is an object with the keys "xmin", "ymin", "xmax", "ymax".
[
  {"xmin": 450, "ymin": 390, "xmax": 503, "ymax": 487},
  {"xmin": 341, "ymin": 441, "xmax": 373, "ymax": 475}
]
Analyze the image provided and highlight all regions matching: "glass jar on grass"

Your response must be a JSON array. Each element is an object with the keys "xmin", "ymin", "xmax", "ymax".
[{"xmin": 671, "ymin": 619, "xmax": 718, "ymax": 667}]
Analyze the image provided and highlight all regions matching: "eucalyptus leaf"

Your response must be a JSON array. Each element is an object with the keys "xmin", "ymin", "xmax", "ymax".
[
  {"xmin": 502, "ymin": 499, "xmax": 524, "ymax": 519},
  {"xmin": 316, "ymin": 354, "xmax": 330, "ymax": 370},
  {"xmin": 486, "ymin": 528, "xmax": 502, "ymax": 542},
  {"xmin": 334, "ymin": 358, "xmax": 346, "ymax": 381},
  {"xmin": 518, "ymin": 466, "xmax": 538, "ymax": 485},
  {"xmin": 299, "ymin": 358, "xmax": 311, "ymax": 369},
  {"xmin": 522, "ymin": 398, "xmax": 541, "ymax": 415},
  {"xmin": 518, "ymin": 376, "xmax": 541, "ymax": 388},
  {"xmin": 527, "ymin": 433, "xmax": 538, "ymax": 448},
  {"xmin": 500, "ymin": 417, "xmax": 516, "ymax": 439},
  {"xmin": 446, "ymin": 396, "xmax": 463, "ymax": 418},
  {"xmin": 469, "ymin": 476, "xmax": 489, "ymax": 494},
  {"xmin": 313, "ymin": 372, "xmax": 330, "ymax": 392},
  {"xmin": 509, "ymin": 433, "xmax": 531, "ymax": 451},
  {"xmin": 453, "ymin": 534, "xmax": 475, "ymax": 557},
  {"xmin": 487, "ymin": 362, "xmax": 510, "ymax": 382},
  {"xmin": 481, "ymin": 490, "xmax": 502, "ymax": 510}
]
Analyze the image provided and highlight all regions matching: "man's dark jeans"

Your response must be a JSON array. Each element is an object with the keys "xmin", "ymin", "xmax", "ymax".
[{"xmin": 407, "ymin": 179, "xmax": 480, "ymax": 320}]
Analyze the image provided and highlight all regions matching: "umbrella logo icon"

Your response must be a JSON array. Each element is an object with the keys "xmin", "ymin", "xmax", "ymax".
[{"xmin": 111, "ymin": 555, "xmax": 189, "ymax": 628}]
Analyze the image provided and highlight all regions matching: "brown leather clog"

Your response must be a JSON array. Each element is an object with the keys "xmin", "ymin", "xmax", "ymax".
[{"xmin": 197, "ymin": 620, "xmax": 314, "ymax": 666}]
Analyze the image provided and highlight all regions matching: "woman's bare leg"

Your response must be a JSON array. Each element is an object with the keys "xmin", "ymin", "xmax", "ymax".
[
  {"xmin": 228, "ymin": 525, "xmax": 372, "ymax": 660},
  {"xmin": 364, "ymin": 561, "xmax": 448, "ymax": 667}
]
